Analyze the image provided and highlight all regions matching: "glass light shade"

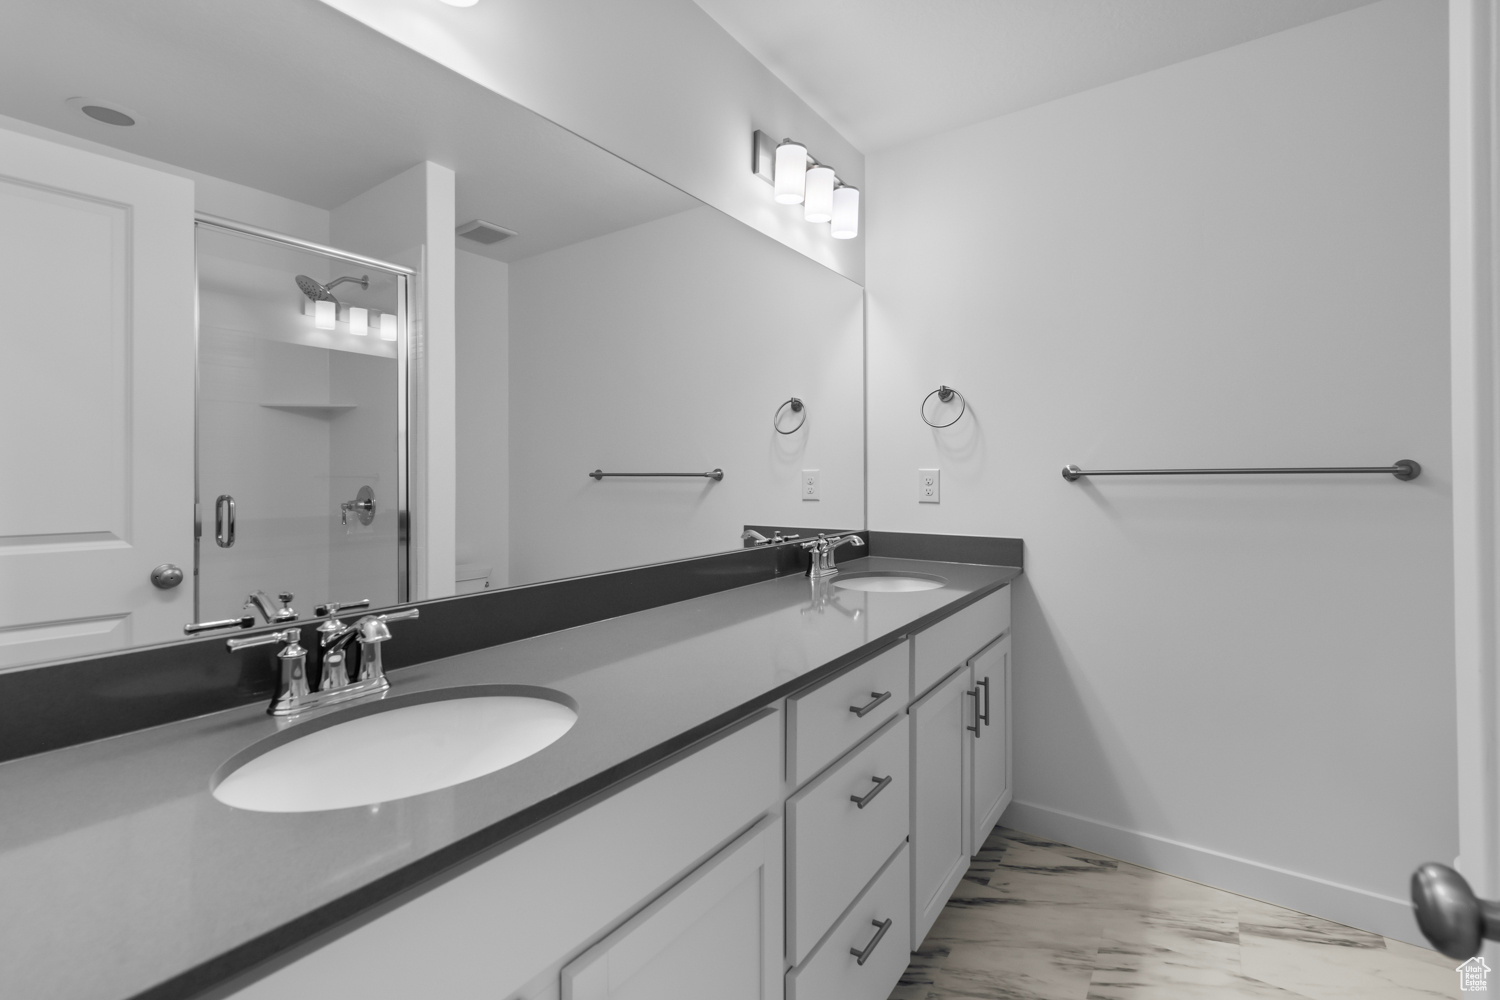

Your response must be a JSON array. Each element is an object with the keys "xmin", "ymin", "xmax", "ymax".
[
  {"xmin": 379, "ymin": 312, "xmax": 399, "ymax": 342},
  {"xmin": 831, "ymin": 185, "xmax": 860, "ymax": 239},
  {"xmin": 314, "ymin": 299, "xmax": 337, "ymax": 330},
  {"xmin": 774, "ymin": 141, "xmax": 807, "ymax": 205},
  {"xmin": 803, "ymin": 165, "xmax": 835, "ymax": 223},
  {"xmin": 348, "ymin": 306, "xmax": 369, "ymax": 336}
]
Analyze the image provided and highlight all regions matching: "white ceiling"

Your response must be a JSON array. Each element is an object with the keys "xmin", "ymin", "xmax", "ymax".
[
  {"xmin": 693, "ymin": 0, "xmax": 1383, "ymax": 152},
  {"xmin": 1, "ymin": 0, "xmax": 698, "ymax": 262}
]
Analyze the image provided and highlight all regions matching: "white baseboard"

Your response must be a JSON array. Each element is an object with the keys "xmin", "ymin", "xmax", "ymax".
[{"xmin": 1000, "ymin": 800, "xmax": 1427, "ymax": 948}]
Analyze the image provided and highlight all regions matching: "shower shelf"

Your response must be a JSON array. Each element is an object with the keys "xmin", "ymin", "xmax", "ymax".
[{"xmin": 259, "ymin": 402, "xmax": 358, "ymax": 414}]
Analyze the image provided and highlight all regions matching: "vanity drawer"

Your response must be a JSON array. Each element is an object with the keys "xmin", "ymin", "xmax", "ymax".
[
  {"xmin": 786, "ymin": 714, "xmax": 909, "ymax": 966},
  {"xmin": 788, "ymin": 640, "xmax": 907, "ymax": 787},
  {"xmin": 786, "ymin": 843, "xmax": 911, "ymax": 1000},
  {"xmin": 912, "ymin": 586, "xmax": 1010, "ymax": 698}
]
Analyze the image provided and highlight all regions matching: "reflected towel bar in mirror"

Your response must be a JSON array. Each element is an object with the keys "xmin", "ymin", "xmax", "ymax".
[
  {"xmin": 1061, "ymin": 460, "xmax": 1421, "ymax": 482},
  {"xmin": 589, "ymin": 469, "xmax": 725, "ymax": 481}
]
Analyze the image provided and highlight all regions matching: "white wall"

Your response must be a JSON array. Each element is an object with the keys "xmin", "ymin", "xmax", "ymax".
[
  {"xmin": 508, "ymin": 206, "xmax": 863, "ymax": 584},
  {"xmin": 333, "ymin": 162, "xmax": 458, "ymax": 599},
  {"xmin": 315, "ymin": 0, "xmax": 864, "ymax": 284},
  {"xmin": 329, "ymin": 351, "xmax": 400, "ymax": 609},
  {"xmin": 867, "ymin": 0, "xmax": 1453, "ymax": 942},
  {"xmin": 456, "ymin": 250, "xmax": 510, "ymax": 589}
]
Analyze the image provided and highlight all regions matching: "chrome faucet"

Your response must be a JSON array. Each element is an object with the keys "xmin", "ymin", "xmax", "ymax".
[
  {"xmin": 314, "ymin": 600, "xmax": 371, "ymax": 693},
  {"xmin": 228, "ymin": 607, "xmax": 420, "ymax": 717},
  {"xmin": 801, "ymin": 532, "xmax": 866, "ymax": 580},
  {"xmin": 244, "ymin": 590, "xmax": 298, "ymax": 624},
  {"xmin": 183, "ymin": 589, "xmax": 298, "ymax": 635},
  {"xmin": 742, "ymin": 528, "xmax": 801, "ymax": 546}
]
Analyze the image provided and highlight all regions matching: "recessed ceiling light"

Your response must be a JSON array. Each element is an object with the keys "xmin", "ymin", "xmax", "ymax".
[{"xmin": 65, "ymin": 97, "xmax": 139, "ymax": 127}]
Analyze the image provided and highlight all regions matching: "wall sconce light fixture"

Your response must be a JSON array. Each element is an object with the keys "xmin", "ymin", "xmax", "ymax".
[
  {"xmin": 753, "ymin": 130, "xmax": 859, "ymax": 239},
  {"xmin": 348, "ymin": 306, "xmax": 369, "ymax": 337},
  {"xmin": 313, "ymin": 299, "xmax": 337, "ymax": 331}
]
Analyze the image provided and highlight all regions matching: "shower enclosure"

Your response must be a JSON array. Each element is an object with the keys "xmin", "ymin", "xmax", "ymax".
[{"xmin": 193, "ymin": 217, "xmax": 409, "ymax": 623}]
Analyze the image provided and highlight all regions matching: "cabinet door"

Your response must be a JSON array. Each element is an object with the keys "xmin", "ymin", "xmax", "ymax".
[
  {"xmin": 969, "ymin": 633, "xmax": 1011, "ymax": 852},
  {"xmin": 909, "ymin": 665, "xmax": 973, "ymax": 950},
  {"xmin": 561, "ymin": 816, "xmax": 782, "ymax": 1000}
]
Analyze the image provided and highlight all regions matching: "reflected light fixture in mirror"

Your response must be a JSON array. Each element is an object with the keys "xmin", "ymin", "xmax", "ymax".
[
  {"xmin": 774, "ymin": 139, "xmax": 808, "ymax": 204},
  {"xmin": 314, "ymin": 299, "xmax": 337, "ymax": 330},
  {"xmin": 349, "ymin": 306, "xmax": 369, "ymax": 336},
  {"xmin": 380, "ymin": 312, "xmax": 399, "ymax": 342},
  {"xmin": 804, "ymin": 164, "xmax": 835, "ymax": 223},
  {"xmin": 831, "ymin": 184, "xmax": 860, "ymax": 240}
]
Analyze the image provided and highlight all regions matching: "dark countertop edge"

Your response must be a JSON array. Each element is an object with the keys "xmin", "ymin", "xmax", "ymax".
[{"xmin": 129, "ymin": 569, "xmax": 1019, "ymax": 1000}]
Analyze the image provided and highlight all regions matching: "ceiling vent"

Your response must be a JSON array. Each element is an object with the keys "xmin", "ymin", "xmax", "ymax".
[{"xmin": 456, "ymin": 220, "xmax": 517, "ymax": 245}]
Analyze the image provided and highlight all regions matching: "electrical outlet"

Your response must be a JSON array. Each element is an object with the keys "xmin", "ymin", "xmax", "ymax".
[
  {"xmin": 802, "ymin": 469, "xmax": 820, "ymax": 501},
  {"xmin": 919, "ymin": 468, "xmax": 940, "ymax": 503}
]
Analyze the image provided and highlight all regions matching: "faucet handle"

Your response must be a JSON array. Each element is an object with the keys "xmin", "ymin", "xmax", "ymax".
[
  {"xmin": 315, "ymin": 599, "xmax": 370, "ymax": 617},
  {"xmin": 183, "ymin": 615, "xmax": 255, "ymax": 635},
  {"xmin": 227, "ymin": 627, "xmax": 302, "ymax": 651}
]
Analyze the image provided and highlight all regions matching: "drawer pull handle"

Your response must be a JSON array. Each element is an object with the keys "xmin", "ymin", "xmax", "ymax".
[
  {"xmin": 849, "ymin": 690, "xmax": 892, "ymax": 718},
  {"xmin": 850, "ymin": 917, "xmax": 893, "ymax": 965},
  {"xmin": 850, "ymin": 774, "xmax": 893, "ymax": 809},
  {"xmin": 966, "ymin": 689, "xmax": 982, "ymax": 737},
  {"xmin": 977, "ymin": 676, "xmax": 992, "ymax": 726}
]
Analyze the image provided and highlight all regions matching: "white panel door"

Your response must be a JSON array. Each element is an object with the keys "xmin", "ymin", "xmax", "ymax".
[
  {"xmin": 0, "ymin": 125, "xmax": 195, "ymax": 668},
  {"xmin": 909, "ymin": 665, "xmax": 974, "ymax": 950},
  {"xmin": 561, "ymin": 816, "xmax": 782, "ymax": 1000},
  {"xmin": 970, "ymin": 633, "xmax": 1012, "ymax": 850}
]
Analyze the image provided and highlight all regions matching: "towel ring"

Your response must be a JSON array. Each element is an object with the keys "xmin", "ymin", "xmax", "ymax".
[
  {"xmin": 921, "ymin": 386, "xmax": 966, "ymax": 428},
  {"xmin": 775, "ymin": 397, "xmax": 807, "ymax": 435}
]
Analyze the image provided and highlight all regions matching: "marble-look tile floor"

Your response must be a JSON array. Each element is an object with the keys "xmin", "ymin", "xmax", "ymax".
[{"xmin": 889, "ymin": 827, "xmax": 1460, "ymax": 1000}]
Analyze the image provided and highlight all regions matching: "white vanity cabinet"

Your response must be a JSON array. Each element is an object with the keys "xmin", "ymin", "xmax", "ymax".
[
  {"xmin": 906, "ymin": 586, "xmax": 1012, "ymax": 950},
  {"xmin": 561, "ymin": 817, "xmax": 782, "ymax": 1000},
  {"xmin": 909, "ymin": 664, "xmax": 974, "ymax": 948},
  {"xmin": 969, "ymin": 633, "xmax": 1011, "ymax": 849},
  {"xmin": 229, "ymin": 711, "xmax": 781, "ymax": 1000},
  {"xmin": 222, "ymin": 580, "xmax": 1016, "ymax": 1000}
]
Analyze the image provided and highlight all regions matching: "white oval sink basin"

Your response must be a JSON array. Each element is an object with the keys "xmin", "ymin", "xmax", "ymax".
[
  {"xmin": 833, "ymin": 572, "xmax": 946, "ymax": 593},
  {"xmin": 213, "ymin": 691, "xmax": 577, "ymax": 813}
]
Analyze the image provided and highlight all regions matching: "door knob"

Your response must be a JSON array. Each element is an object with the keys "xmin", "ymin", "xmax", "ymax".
[
  {"xmin": 149, "ymin": 564, "xmax": 184, "ymax": 589},
  {"xmin": 1411, "ymin": 862, "xmax": 1500, "ymax": 958}
]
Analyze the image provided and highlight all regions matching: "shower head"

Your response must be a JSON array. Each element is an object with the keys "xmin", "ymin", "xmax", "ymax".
[{"xmin": 294, "ymin": 274, "xmax": 369, "ymax": 302}]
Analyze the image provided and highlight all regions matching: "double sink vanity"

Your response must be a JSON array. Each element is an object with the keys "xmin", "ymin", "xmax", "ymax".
[{"xmin": 0, "ymin": 541, "xmax": 1018, "ymax": 1000}]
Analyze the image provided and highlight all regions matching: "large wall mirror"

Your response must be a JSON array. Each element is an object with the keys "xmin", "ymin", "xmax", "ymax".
[{"xmin": 0, "ymin": 0, "xmax": 864, "ymax": 671}]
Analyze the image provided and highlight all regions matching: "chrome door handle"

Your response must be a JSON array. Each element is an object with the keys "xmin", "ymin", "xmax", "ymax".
[
  {"xmin": 850, "ymin": 775, "xmax": 892, "ymax": 809},
  {"xmin": 966, "ymin": 688, "xmax": 981, "ymax": 737},
  {"xmin": 215, "ymin": 494, "xmax": 236, "ymax": 548},
  {"xmin": 977, "ymin": 676, "xmax": 991, "ymax": 726},
  {"xmin": 1412, "ymin": 863, "xmax": 1500, "ymax": 958},
  {"xmin": 849, "ymin": 690, "xmax": 891, "ymax": 718},
  {"xmin": 850, "ymin": 918, "xmax": 893, "ymax": 965}
]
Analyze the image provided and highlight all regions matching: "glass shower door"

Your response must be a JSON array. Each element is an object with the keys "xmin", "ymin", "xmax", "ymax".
[{"xmin": 194, "ymin": 221, "xmax": 407, "ymax": 624}]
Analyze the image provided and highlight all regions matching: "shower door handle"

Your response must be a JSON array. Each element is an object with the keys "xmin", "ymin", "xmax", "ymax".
[{"xmin": 215, "ymin": 494, "xmax": 236, "ymax": 548}]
